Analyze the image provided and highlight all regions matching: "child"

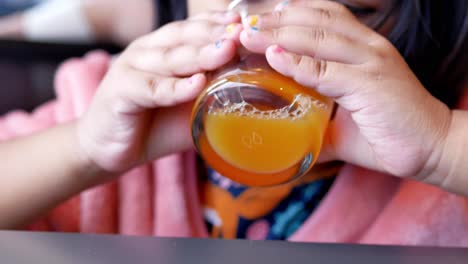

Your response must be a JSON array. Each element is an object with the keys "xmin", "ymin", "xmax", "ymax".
[{"xmin": 0, "ymin": 0, "xmax": 467, "ymax": 246}]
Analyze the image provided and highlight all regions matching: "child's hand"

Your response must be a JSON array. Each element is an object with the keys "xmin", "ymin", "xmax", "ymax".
[
  {"xmin": 239, "ymin": 0, "xmax": 451, "ymax": 181},
  {"xmin": 77, "ymin": 11, "xmax": 242, "ymax": 175}
]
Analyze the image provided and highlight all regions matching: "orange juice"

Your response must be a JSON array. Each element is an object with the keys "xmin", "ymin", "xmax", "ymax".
[{"xmin": 191, "ymin": 54, "xmax": 333, "ymax": 186}]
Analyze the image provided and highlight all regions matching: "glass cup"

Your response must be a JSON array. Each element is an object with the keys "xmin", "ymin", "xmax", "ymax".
[{"xmin": 190, "ymin": 51, "xmax": 334, "ymax": 187}]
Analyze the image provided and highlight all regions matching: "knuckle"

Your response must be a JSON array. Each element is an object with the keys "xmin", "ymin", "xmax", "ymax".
[
  {"xmin": 290, "ymin": 53, "xmax": 302, "ymax": 68},
  {"xmin": 299, "ymin": 58, "xmax": 329, "ymax": 83},
  {"xmin": 157, "ymin": 79, "xmax": 178, "ymax": 106},
  {"xmin": 147, "ymin": 76, "xmax": 161, "ymax": 98},
  {"xmin": 316, "ymin": 8, "xmax": 333, "ymax": 21},
  {"xmin": 369, "ymin": 34, "xmax": 391, "ymax": 49},
  {"xmin": 369, "ymin": 37, "xmax": 397, "ymax": 63},
  {"xmin": 146, "ymin": 46, "xmax": 174, "ymax": 75},
  {"xmin": 272, "ymin": 27, "xmax": 289, "ymax": 42},
  {"xmin": 328, "ymin": 1, "xmax": 349, "ymax": 14},
  {"xmin": 121, "ymin": 45, "xmax": 146, "ymax": 68},
  {"xmin": 291, "ymin": 56, "xmax": 323, "ymax": 85},
  {"xmin": 364, "ymin": 66, "xmax": 384, "ymax": 82},
  {"xmin": 298, "ymin": 56, "xmax": 311, "ymax": 71},
  {"xmin": 308, "ymin": 27, "xmax": 327, "ymax": 44},
  {"xmin": 272, "ymin": 10, "xmax": 285, "ymax": 24},
  {"xmin": 158, "ymin": 46, "xmax": 172, "ymax": 62},
  {"xmin": 271, "ymin": 28, "xmax": 282, "ymax": 42},
  {"xmin": 296, "ymin": 55, "xmax": 310, "ymax": 71},
  {"xmin": 198, "ymin": 44, "xmax": 220, "ymax": 71},
  {"xmin": 149, "ymin": 77, "xmax": 174, "ymax": 106},
  {"xmin": 315, "ymin": 59, "xmax": 329, "ymax": 81},
  {"xmin": 372, "ymin": 47, "xmax": 388, "ymax": 61}
]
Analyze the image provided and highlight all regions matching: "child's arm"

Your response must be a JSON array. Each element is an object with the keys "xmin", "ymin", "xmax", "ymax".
[
  {"xmin": 239, "ymin": 1, "xmax": 468, "ymax": 195},
  {"xmin": 0, "ymin": 122, "xmax": 100, "ymax": 228},
  {"xmin": 0, "ymin": 11, "xmax": 243, "ymax": 229}
]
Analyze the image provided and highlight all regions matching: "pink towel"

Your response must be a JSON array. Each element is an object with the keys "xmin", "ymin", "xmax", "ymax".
[{"xmin": 2, "ymin": 51, "xmax": 468, "ymax": 247}]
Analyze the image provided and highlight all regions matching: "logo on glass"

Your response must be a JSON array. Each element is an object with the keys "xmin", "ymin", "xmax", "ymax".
[{"xmin": 241, "ymin": 131, "xmax": 263, "ymax": 149}]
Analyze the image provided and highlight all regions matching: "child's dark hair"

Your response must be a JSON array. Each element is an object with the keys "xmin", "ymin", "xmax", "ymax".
[{"xmin": 374, "ymin": 0, "xmax": 467, "ymax": 107}]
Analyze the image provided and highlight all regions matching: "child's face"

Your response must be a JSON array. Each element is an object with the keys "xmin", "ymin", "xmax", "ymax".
[{"xmin": 190, "ymin": 0, "xmax": 395, "ymax": 35}]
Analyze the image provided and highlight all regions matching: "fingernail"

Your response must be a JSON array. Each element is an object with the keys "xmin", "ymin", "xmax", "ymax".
[
  {"xmin": 225, "ymin": 23, "xmax": 237, "ymax": 34},
  {"xmin": 247, "ymin": 15, "xmax": 259, "ymax": 28},
  {"xmin": 244, "ymin": 23, "xmax": 259, "ymax": 35},
  {"xmin": 274, "ymin": 1, "xmax": 289, "ymax": 11},
  {"xmin": 250, "ymin": 26, "xmax": 259, "ymax": 32},
  {"xmin": 273, "ymin": 45, "xmax": 284, "ymax": 53},
  {"xmin": 215, "ymin": 39, "xmax": 225, "ymax": 49},
  {"xmin": 244, "ymin": 15, "xmax": 259, "ymax": 33}
]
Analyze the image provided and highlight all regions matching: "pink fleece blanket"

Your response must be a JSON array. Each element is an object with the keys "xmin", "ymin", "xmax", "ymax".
[{"xmin": 2, "ymin": 51, "xmax": 468, "ymax": 247}]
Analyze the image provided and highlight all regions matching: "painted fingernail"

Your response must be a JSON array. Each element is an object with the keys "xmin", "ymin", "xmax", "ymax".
[
  {"xmin": 244, "ymin": 27, "xmax": 258, "ymax": 38},
  {"xmin": 250, "ymin": 26, "xmax": 259, "ymax": 32},
  {"xmin": 226, "ymin": 23, "xmax": 237, "ymax": 34},
  {"xmin": 215, "ymin": 39, "xmax": 225, "ymax": 49},
  {"xmin": 244, "ymin": 24, "xmax": 259, "ymax": 35},
  {"xmin": 247, "ymin": 15, "xmax": 259, "ymax": 31},
  {"xmin": 274, "ymin": 1, "xmax": 289, "ymax": 11},
  {"xmin": 273, "ymin": 45, "xmax": 284, "ymax": 53}
]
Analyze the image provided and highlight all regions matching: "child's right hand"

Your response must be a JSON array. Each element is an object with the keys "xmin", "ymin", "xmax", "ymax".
[{"xmin": 76, "ymin": 11, "xmax": 242, "ymax": 176}]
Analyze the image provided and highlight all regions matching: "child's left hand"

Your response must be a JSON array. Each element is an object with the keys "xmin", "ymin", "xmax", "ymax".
[{"xmin": 239, "ymin": 0, "xmax": 452, "ymax": 182}]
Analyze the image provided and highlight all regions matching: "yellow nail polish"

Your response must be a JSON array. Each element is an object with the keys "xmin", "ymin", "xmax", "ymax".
[
  {"xmin": 248, "ymin": 15, "xmax": 259, "ymax": 27},
  {"xmin": 226, "ymin": 23, "xmax": 236, "ymax": 34}
]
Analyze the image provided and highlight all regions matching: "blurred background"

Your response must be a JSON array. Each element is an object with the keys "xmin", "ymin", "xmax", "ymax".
[{"xmin": 0, "ymin": 0, "xmax": 124, "ymax": 115}]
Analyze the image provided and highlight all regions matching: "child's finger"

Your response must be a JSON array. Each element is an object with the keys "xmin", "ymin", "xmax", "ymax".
[
  {"xmin": 244, "ymin": 7, "xmax": 371, "ymax": 42},
  {"xmin": 275, "ymin": 0, "xmax": 352, "ymax": 14},
  {"xmin": 127, "ymin": 39, "xmax": 237, "ymax": 76},
  {"xmin": 265, "ymin": 45, "xmax": 361, "ymax": 101},
  {"xmin": 144, "ymin": 102, "xmax": 195, "ymax": 163},
  {"xmin": 317, "ymin": 108, "xmax": 375, "ymax": 167},
  {"xmin": 137, "ymin": 20, "xmax": 240, "ymax": 47},
  {"xmin": 149, "ymin": 73, "xmax": 206, "ymax": 107},
  {"xmin": 118, "ymin": 72, "xmax": 206, "ymax": 111},
  {"xmin": 241, "ymin": 25, "xmax": 372, "ymax": 64},
  {"xmin": 189, "ymin": 10, "xmax": 241, "ymax": 24}
]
